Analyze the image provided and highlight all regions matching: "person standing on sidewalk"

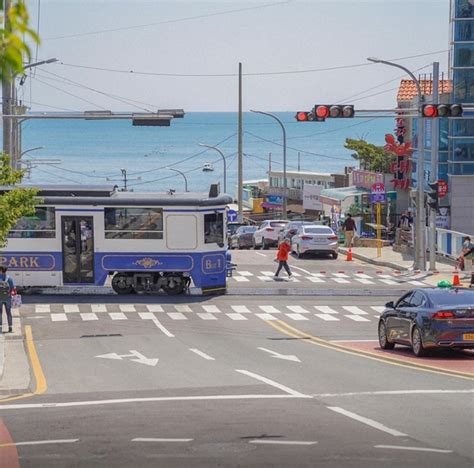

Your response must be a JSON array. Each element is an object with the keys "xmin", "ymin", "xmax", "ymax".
[
  {"xmin": 460, "ymin": 236, "xmax": 474, "ymax": 288},
  {"xmin": 0, "ymin": 266, "xmax": 15, "ymax": 333},
  {"xmin": 274, "ymin": 238, "xmax": 293, "ymax": 280},
  {"xmin": 342, "ymin": 214, "xmax": 357, "ymax": 247}
]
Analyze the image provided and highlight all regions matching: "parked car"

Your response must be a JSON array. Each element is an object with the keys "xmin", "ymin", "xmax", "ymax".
[
  {"xmin": 291, "ymin": 225, "xmax": 338, "ymax": 258},
  {"xmin": 278, "ymin": 221, "xmax": 315, "ymax": 243},
  {"xmin": 378, "ymin": 288, "xmax": 474, "ymax": 357},
  {"xmin": 229, "ymin": 226, "xmax": 258, "ymax": 249},
  {"xmin": 227, "ymin": 222, "xmax": 247, "ymax": 247},
  {"xmin": 252, "ymin": 220, "xmax": 289, "ymax": 249}
]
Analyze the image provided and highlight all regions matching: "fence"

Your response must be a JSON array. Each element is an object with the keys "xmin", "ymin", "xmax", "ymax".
[{"xmin": 435, "ymin": 228, "xmax": 472, "ymax": 259}]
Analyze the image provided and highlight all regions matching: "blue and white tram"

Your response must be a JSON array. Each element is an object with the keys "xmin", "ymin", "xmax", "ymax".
[{"xmin": 0, "ymin": 185, "xmax": 233, "ymax": 295}]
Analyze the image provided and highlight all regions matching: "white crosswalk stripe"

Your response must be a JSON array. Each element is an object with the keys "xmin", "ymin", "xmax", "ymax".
[
  {"xmin": 258, "ymin": 276, "xmax": 273, "ymax": 282},
  {"xmin": 379, "ymin": 279, "xmax": 398, "ymax": 285},
  {"xmin": 256, "ymin": 313, "xmax": 277, "ymax": 321},
  {"xmin": 119, "ymin": 304, "xmax": 136, "ymax": 313},
  {"xmin": 342, "ymin": 306, "xmax": 368, "ymax": 316},
  {"xmin": 64, "ymin": 305, "xmax": 79, "ymax": 313},
  {"xmin": 175, "ymin": 305, "xmax": 192, "ymax": 313},
  {"xmin": 333, "ymin": 273, "xmax": 349, "ymax": 278},
  {"xmin": 307, "ymin": 276, "xmax": 325, "ymax": 283},
  {"xmin": 237, "ymin": 271, "xmax": 253, "ymax": 276},
  {"xmin": 36, "ymin": 305, "xmax": 51, "ymax": 313},
  {"xmin": 286, "ymin": 306, "xmax": 310, "ymax": 314},
  {"xmin": 285, "ymin": 313, "xmax": 308, "ymax": 321},
  {"xmin": 202, "ymin": 305, "xmax": 221, "ymax": 313},
  {"xmin": 233, "ymin": 276, "xmax": 250, "ymax": 282},
  {"xmin": 167, "ymin": 312, "xmax": 187, "ymax": 320},
  {"xmin": 109, "ymin": 312, "xmax": 127, "ymax": 320},
  {"xmin": 315, "ymin": 314, "xmax": 339, "ymax": 321},
  {"xmin": 259, "ymin": 305, "xmax": 281, "ymax": 314},
  {"xmin": 92, "ymin": 304, "xmax": 107, "ymax": 313},
  {"xmin": 146, "ymin": 305, "xmax": 164, "ymax": 313},
  {"xmin": 354, "ymin": 278, "xmax": 375, "ymax": 285},
  {"xmin": 345, "ymin": 315, "xmax": 370, "ymax": 322},
  {"xmin": 226, "ymin": 313, "xmax": 247, "ymax": 320},
  {"xmin": 371, "ymin": 306, "xmax": 386, "ymax": 313},
  {"xmin": 51, "ymin": 313, "xmax": 67, "ymax": 322},
  {"xmin": 197, "ymin": 313, "xmax": 217, "ymax": 320},
  {"xmin": 331, "ymin": 278, "xmax": 350, "ymax": 284},
  {"xmin": 80, "ymin": 312, "xmax": 98, "ymax": 321},
  {"xmin": 314, "ymin": 306, "xmax": 339, "ymax": 314},
  {"xmin": 231, "ymin": 305, "xmax": 251, "ymax": 314}
]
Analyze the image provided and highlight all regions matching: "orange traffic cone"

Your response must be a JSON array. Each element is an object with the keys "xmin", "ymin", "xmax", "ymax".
[
  {"xmin": 346, "ymin": 247, "xmax": 353, "ymax": 262},
  {"xmin": 452, "ymin": 270, "xmax": 460, "ymax": 286}
]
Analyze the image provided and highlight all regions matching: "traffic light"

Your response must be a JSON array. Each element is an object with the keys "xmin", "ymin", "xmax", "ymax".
[
  {"xmin": 426, "ymin": 181, "xmax": 439, "ymax": 211},
  {"xmin": 295, "ymin": 111, "xmax": 320, "ymax": 122},
  {"xmin": 314, "ymin": 105, "xmax": 355, "ymax": 118},
  {"xmin": 421, "ymin": 104, "xmax": 463, "ymax": 118}
]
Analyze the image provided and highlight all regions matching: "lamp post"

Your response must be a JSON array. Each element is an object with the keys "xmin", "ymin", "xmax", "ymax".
[
  {"xmin": 367, "ymin": 57, "xmax": 425, "ymax": 271},
  {"xmin": 20, "ymin": 146, "xmax": 44, "ymax": 158},
  {"xmin": 250, "ymin": 110, "xmax": 287, "ymax": 219},
  {"xmin": 167, "ymin": 168, "xmax": 188, "ymax": 192},
  {"xmin": 199, "ymin": 143, "xmax": 227, "ymax": 193}
]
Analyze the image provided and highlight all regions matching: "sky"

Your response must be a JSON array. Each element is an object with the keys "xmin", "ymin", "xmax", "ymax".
[{"xmin": 19, "ymin": 0, "xmax": 451, "ymax": 113}]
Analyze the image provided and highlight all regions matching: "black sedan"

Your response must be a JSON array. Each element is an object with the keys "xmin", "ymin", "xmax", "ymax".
[
  {"xmin": 378, "ymin": 288, "xmax": 474, "ymax": 357},
  {"xmin": 229, "ymin": 226, "xmax": 258, "ymax": 249}
]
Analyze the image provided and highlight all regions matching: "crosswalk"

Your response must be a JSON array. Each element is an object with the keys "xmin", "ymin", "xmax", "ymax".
[
  {"xmin": 229, "ymin": 270, "xmax": 428, "ymax": 287},
  {"xmin": 25, "ymin": 303, "xmax": 388, "ymax": 324}
]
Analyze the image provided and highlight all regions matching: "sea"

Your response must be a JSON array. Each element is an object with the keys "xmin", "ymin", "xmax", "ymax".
[{"xmin": 18, "ymin": 112, "xmax": 394, "ymax": 195}]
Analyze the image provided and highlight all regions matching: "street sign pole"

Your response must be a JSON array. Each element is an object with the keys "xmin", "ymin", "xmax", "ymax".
[{"xmin": 376, "ymin": 202, "xmax": 382, "ymax": 258}]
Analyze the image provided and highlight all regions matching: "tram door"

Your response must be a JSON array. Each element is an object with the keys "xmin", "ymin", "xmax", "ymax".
[{"xmin": 61, "ymin": 217, "xmax": 95, "ymax": 284}]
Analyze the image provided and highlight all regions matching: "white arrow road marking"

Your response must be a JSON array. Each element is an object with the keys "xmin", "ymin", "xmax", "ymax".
[
  {"xmin": 189, "ymin": 348, "xmax": 215, "ymax": 360},
  {"xmin": 96, "ymin": 350, "xmax": 159, "ymax": 366},
  {"xmin": 0, "ymin": 439, "xmax": 79, "ymax": 447},
  {"xmin": 257, "ymin": 347, "xmax": 301, "ymax": 362},
  {"xmin": 327, "ymin": 406, "xmax": 407, "ymax": 436}
]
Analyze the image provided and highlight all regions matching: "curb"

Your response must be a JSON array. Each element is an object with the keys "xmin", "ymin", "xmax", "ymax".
[{"xmin": 339, "ymin": 248, "xmax": 411, "ymax": 271}]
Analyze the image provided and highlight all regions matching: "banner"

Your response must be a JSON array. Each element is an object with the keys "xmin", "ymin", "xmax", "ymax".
[{"xmin": 302, "ymin": 185, "xmax": 323, "ymax": 211}]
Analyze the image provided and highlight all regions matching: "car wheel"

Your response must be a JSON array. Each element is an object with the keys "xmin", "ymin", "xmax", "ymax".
[
  {"xmin": 411, "ymin": 326, "xmax": 428, "ymax": 357},
  {"xmin": 262, "ymin": 238, "xmax": 269, "ymax": 250},
  {"xmin": 253, "ymin": 238, "xmax": 258, "ymax": 249},
  {"xmin": 297, "ymin": 246, "xmax": 303, "ymax": 259},
  {"xmin": 378, "ymin": 320, "xmax": 395, "ymax": 350},
  {"xmin": 331, "ymin": 252, "xmax": 338, "ymax": 259},
  {"xmin": 238, "ymin": 241, "xmax": 243, "ymax": 250}
]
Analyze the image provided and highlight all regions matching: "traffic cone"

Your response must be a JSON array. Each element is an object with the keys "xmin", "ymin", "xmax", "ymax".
[
  {"xmin": 452, "ymin": 270, "xmax": 460, "ymax": 286},
  {"xmin": 346, "ymin": 247, "xmax": 353, "ymax": 262}
]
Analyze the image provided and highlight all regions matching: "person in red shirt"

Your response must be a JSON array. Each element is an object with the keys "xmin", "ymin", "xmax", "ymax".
[{"xmin": 274, "ymin": 238, "xmax": 293, "ymax": 279}]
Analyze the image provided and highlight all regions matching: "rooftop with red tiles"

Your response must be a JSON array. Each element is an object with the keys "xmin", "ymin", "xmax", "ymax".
[{"xmin": 397, "ymin": 79, "xmax": 453, "ymax": 102}]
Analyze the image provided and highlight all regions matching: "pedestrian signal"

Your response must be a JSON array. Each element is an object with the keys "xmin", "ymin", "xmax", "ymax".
[{"xmin": 421, "ymin": 104, "xmax": 463, "ymax": 118}]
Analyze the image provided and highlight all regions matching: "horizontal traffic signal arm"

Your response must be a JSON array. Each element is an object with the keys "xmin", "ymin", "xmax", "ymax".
[{"xmin": 421, "ymin": 104, "xmax": 463, "ymax": 118}]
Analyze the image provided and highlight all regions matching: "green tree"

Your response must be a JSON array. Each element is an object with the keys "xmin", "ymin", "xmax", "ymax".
[
  {"xmin": 344, "ymin": 138, "xmax": 395, "ymax": 173},
  {"xmin": 1, "ymin": 0, "xmax": 40, "ymax": 80}
]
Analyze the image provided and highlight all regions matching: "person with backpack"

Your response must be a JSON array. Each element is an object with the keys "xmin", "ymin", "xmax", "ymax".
[{"xmin": 0, "ymin": 266, "xmax": 15, "ymax": 333}]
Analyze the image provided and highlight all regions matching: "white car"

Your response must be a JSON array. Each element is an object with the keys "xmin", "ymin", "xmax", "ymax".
[
  {"xmin": 291, "ymin": 225, "xmax": 339, "ymax": 259},
  {"xmin": 252, "ymin": 220, "xmax": 289, "ymax": 249}
]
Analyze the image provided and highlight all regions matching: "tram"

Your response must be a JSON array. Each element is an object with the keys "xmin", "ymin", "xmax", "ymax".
[{"xmin": 0, "ymin": 184, "xmax": 233, "ymax": 295}]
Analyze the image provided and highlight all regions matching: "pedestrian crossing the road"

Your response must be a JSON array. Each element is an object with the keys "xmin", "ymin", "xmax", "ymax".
[
  {"xmin": 25, "ymin": 303, "xmax": 389, "ymax": 325},
  {"xmin": 228, "ymin": 270, "xmax": 429, "ymax": 286}
]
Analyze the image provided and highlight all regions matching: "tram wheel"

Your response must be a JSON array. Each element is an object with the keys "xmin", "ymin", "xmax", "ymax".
[
  {"xmin": 162, "ymin": 275, "xmax": 185, "ymax": 295},
  {"xmin": 111, "ymin": 273, "xmax": 134, "ymax": 295}
]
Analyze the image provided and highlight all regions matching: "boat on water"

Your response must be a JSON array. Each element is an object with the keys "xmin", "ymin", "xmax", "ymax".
[{"xmin": 202, "ymin": 162, "xmax": 214, "ymax": 172}]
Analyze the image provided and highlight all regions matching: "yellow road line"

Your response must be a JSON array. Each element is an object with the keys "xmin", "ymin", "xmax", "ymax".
[
  {"xmin": 266, "ymin": 319, "xmax": 474, "ymax": 381},
  {"xmin": 24, "ymin": 325, "xmax": 47, "ymax": 395}
]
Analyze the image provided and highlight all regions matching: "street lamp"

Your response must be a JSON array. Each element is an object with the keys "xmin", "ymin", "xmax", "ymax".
[
  {"xmin": 250, "ymin": 110, "xmax": 287, "ymax": 219},
  {"xmin": 367, "ymin": 57, "xmax": 425, "ymax": 271},
  {"xmin": 167, "ymin": 168, "xmax": 188, "ymax": 192},
  {"xmin": 20, "ymin": 146, "xmax": 44, "ymax": 158},
  {"xmin": 198, "ymin": 143, "xmax": 227, "ymax": 193}
]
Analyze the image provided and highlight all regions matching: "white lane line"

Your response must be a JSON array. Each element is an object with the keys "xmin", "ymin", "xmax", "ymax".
[
  {"xmin": 0, "ymin": 439, "xmax": 79, "ymax": 447},
  {"xmin": 314, "ymin": 306, "xmax": 339, "ymax": 314},
  {"xmin": 237, "ymin": 271, "xmax": 253, "ymax": 276},
  {"xmin": 285, "ymin": 313, "xmax": 308, "ymax": 321},
  {"xmin": 202, "ymin": 305, "xmax": 221, "ymax": 313},
  {"xmin": 80, "ymin": 313, "xmax": 98, "ymax": 321},
  {"xmin": 35, "ymin": 305, "xmax": 51, "ymax": 313},
  {"xmin": 138, "ymin": 312, "xmax": 174, "ymax": 338},
  {"xmin": 327, "ymin": 407, "xmax": 407, "ymax": 436},
  {"xmin": 189, "ymin": 348, "xmax": 215, "ymax": 361},
  {"xmin": 291, "ymin": 265, "xmax": 312, "ymax": 275},
  {"xmin": 174, "ymin": 305, "xmax": 192, "ymax": 313},
  {"xmin": 109, "ymin": 312, "xmax": 127, "ymax": 321},
  {"xmin": 375, "ymin": 445, "xmax": 452, "ymax": 454},
  {"xmin": 315, "ymin": 389, "xmax": 474, "ymax": 398},
  {"xmin": 51, "ymin": 313, "xmax": 67, "ymax": 322},
  {"xmin": 119, "ymin": 304, "xmax": 136, "ymax": 313},
  {"xmin": 307, "ymin": 277, "xmax": 325, "ymax": 283},
  {"xmin": 354, "ymin": 278, "xmax": 375, "ymax": 285},
  {"xmin": 315, "ymin": 314, "xmax": 339, "ymax": 321},
  {"xmin": 132, "ymin": 438, "xmax": 193, "ymax": 443},
  {"xmin": 287, "ymin": 306, "xmax": 310, "ymax": 314},
  {"xmin": 345, "ymin": 315, "xmax": 370, "ymax": 322},
  {"xmin": 146, "ymin": 305, "xmax": 164, "ymax": 313},
  {"xmin": 249, "ymin": 440, "xmax": 317, "ymax": 446},
  {"xmin": 167, "ymin": 312, "xmax": 187, "ymax": 320},
  {"xmin": 256, "ymin": 313, "xmax": 277, "ymax": 321},
  {"xmin": 231, "ymin": 305, "xmax": 251, "ymax": 314},
  {"xmin": 255, "ymin": 252, "xmax": 267, "ymax": 257},
  {"xmin": 342, "ymin": 306, "xmax": 368, "ymax": 316},
  {"xmin": 233, "ymin": 276, "xmax": 250, "ymax": 282},
  {"xmin": 0, "ymin": 394, "xmax": 306, "ymax": 411},
  {"xmin": 197, "ymin": 313, "xmax": 217, "ymax": 320},
  {"xmin": 64, "ymin": 304, "xmax": 79, "ymax": 313},
  {"xmin": 371, "ymin": 306, "xmax": 386, "ymax": 314},
  {"xmin": 236, "ymin": 369, "xmax": 307, "ymax": 397},
  {"xmin": 331, "ymin": 278, "xmax": 350, "ymax": 284},
  {"xmin": 91, "ymin": 304, "xmax": 107, "ymax": 313},
  {"xmin": 226, "ymin": 313, "xmax": 247, "ymax": 321},
  {"xmin": 259, "ymin": 305, "xmax": 281, "ymax": 314}
]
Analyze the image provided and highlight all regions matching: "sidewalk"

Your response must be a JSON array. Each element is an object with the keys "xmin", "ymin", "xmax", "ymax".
[{"xmin": 339, "ymin": 246, "xmax": 472, "ymax": 287}]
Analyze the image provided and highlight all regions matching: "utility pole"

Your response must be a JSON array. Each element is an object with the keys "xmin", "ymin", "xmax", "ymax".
[
  {"xmin": 237, "ymin": 62, "xmax": 243, "ymax": 222},
  {"xmin": 429, "ymin": 62, "xmax": 440, "ymax": 271},
  {"xmin": 2, "ymin": 0, "xmax": 13, "ymax": 162},
  {"xmin": 106, "ymin": 169, "xmax": 141, "ymax": 191},
  {"xmin": 268, "ymin": 152, "xmax": 272, "ymax": 173},
  {"xmin": 298, "ymin": 152, "xmax": 301, "ymax": 171}
]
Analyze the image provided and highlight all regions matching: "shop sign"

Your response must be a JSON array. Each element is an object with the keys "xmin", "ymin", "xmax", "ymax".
[
  {"xmin": 436, "ymin": 207, "xmax": 450, "ymax": 229},
  {"xmin": 352, "ymin": 170, "xmax": 383, "ymax": 190},
  {"xmin": 385, "ymin": 133, "xmax": 412, "ymax": 191},
  {"xmin": 438, "ymin": 180, "xmax": 448, "ymax": 198},
  {"xmin": 302, "ymin": 185, "xmax": 323, "ymax": 211}
]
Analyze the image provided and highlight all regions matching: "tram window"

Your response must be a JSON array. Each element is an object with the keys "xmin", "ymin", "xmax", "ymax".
[
  {"xmin": 204, "ymin": 212, "xmax": 224, "ymax": 245},
  {"xmin": 8, "ymin": 207, "xmax": 56, "ymax": 238},
  {"xmin": 104, "ymin": 207, "xmax": 163, "ymax": 239}
]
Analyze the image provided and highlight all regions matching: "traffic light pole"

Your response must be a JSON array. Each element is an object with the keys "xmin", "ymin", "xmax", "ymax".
[{"xmin": 429, "ymin": 62, "xmax": 440, "ymax": 271}]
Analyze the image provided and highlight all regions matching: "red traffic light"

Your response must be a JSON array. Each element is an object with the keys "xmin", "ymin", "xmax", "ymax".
[
  {"xmin": 296, "ymin": 112, "xmax": 308, "ymax": 122},
  {"xmin": 422, "ymin": 105, "xmax": 438, "ymax": 118},
  {"xmin": 315, "ymin": 105, "xmax": 329, "ymax": 119},
  {"xmin": 421, "ymin": 104, "xmax": 463, "ymax": 118}
]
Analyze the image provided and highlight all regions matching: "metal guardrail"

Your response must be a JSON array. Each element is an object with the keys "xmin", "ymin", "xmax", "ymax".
[{"xmin": 434, "ymin": 228, "xmax": 473, "ymax": 259}]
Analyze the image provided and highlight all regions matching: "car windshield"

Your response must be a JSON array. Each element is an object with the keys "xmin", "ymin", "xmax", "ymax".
[
  {"xmin": 305, "ymin": 227, "xmax": 333, "ymax": 234},
  {"xmin": 429, "ymin": 289, "xmax": 474, "ymax": 306},
  {"xmin": 242, "ymin": 226, "xmax": 256, "ymax": 233},
  {"xmin": 270, "ymin": 221, "xmax": 289, "ymax": 228}
]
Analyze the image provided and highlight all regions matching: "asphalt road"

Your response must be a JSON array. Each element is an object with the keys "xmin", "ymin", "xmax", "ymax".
[{"xmin": 0, "ymin": 253, "xmax": 472, "ymax": 467}]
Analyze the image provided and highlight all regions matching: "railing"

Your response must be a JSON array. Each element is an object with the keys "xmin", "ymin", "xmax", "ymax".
[{"xmin": 435, "ymin": 228, "xmax": 473, "ymax": 259}]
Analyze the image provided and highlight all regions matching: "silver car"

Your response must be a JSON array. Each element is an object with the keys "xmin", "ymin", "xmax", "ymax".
[{"xmin": 291, "ymin": 225, "xmax": 339, "ymax": 259}]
